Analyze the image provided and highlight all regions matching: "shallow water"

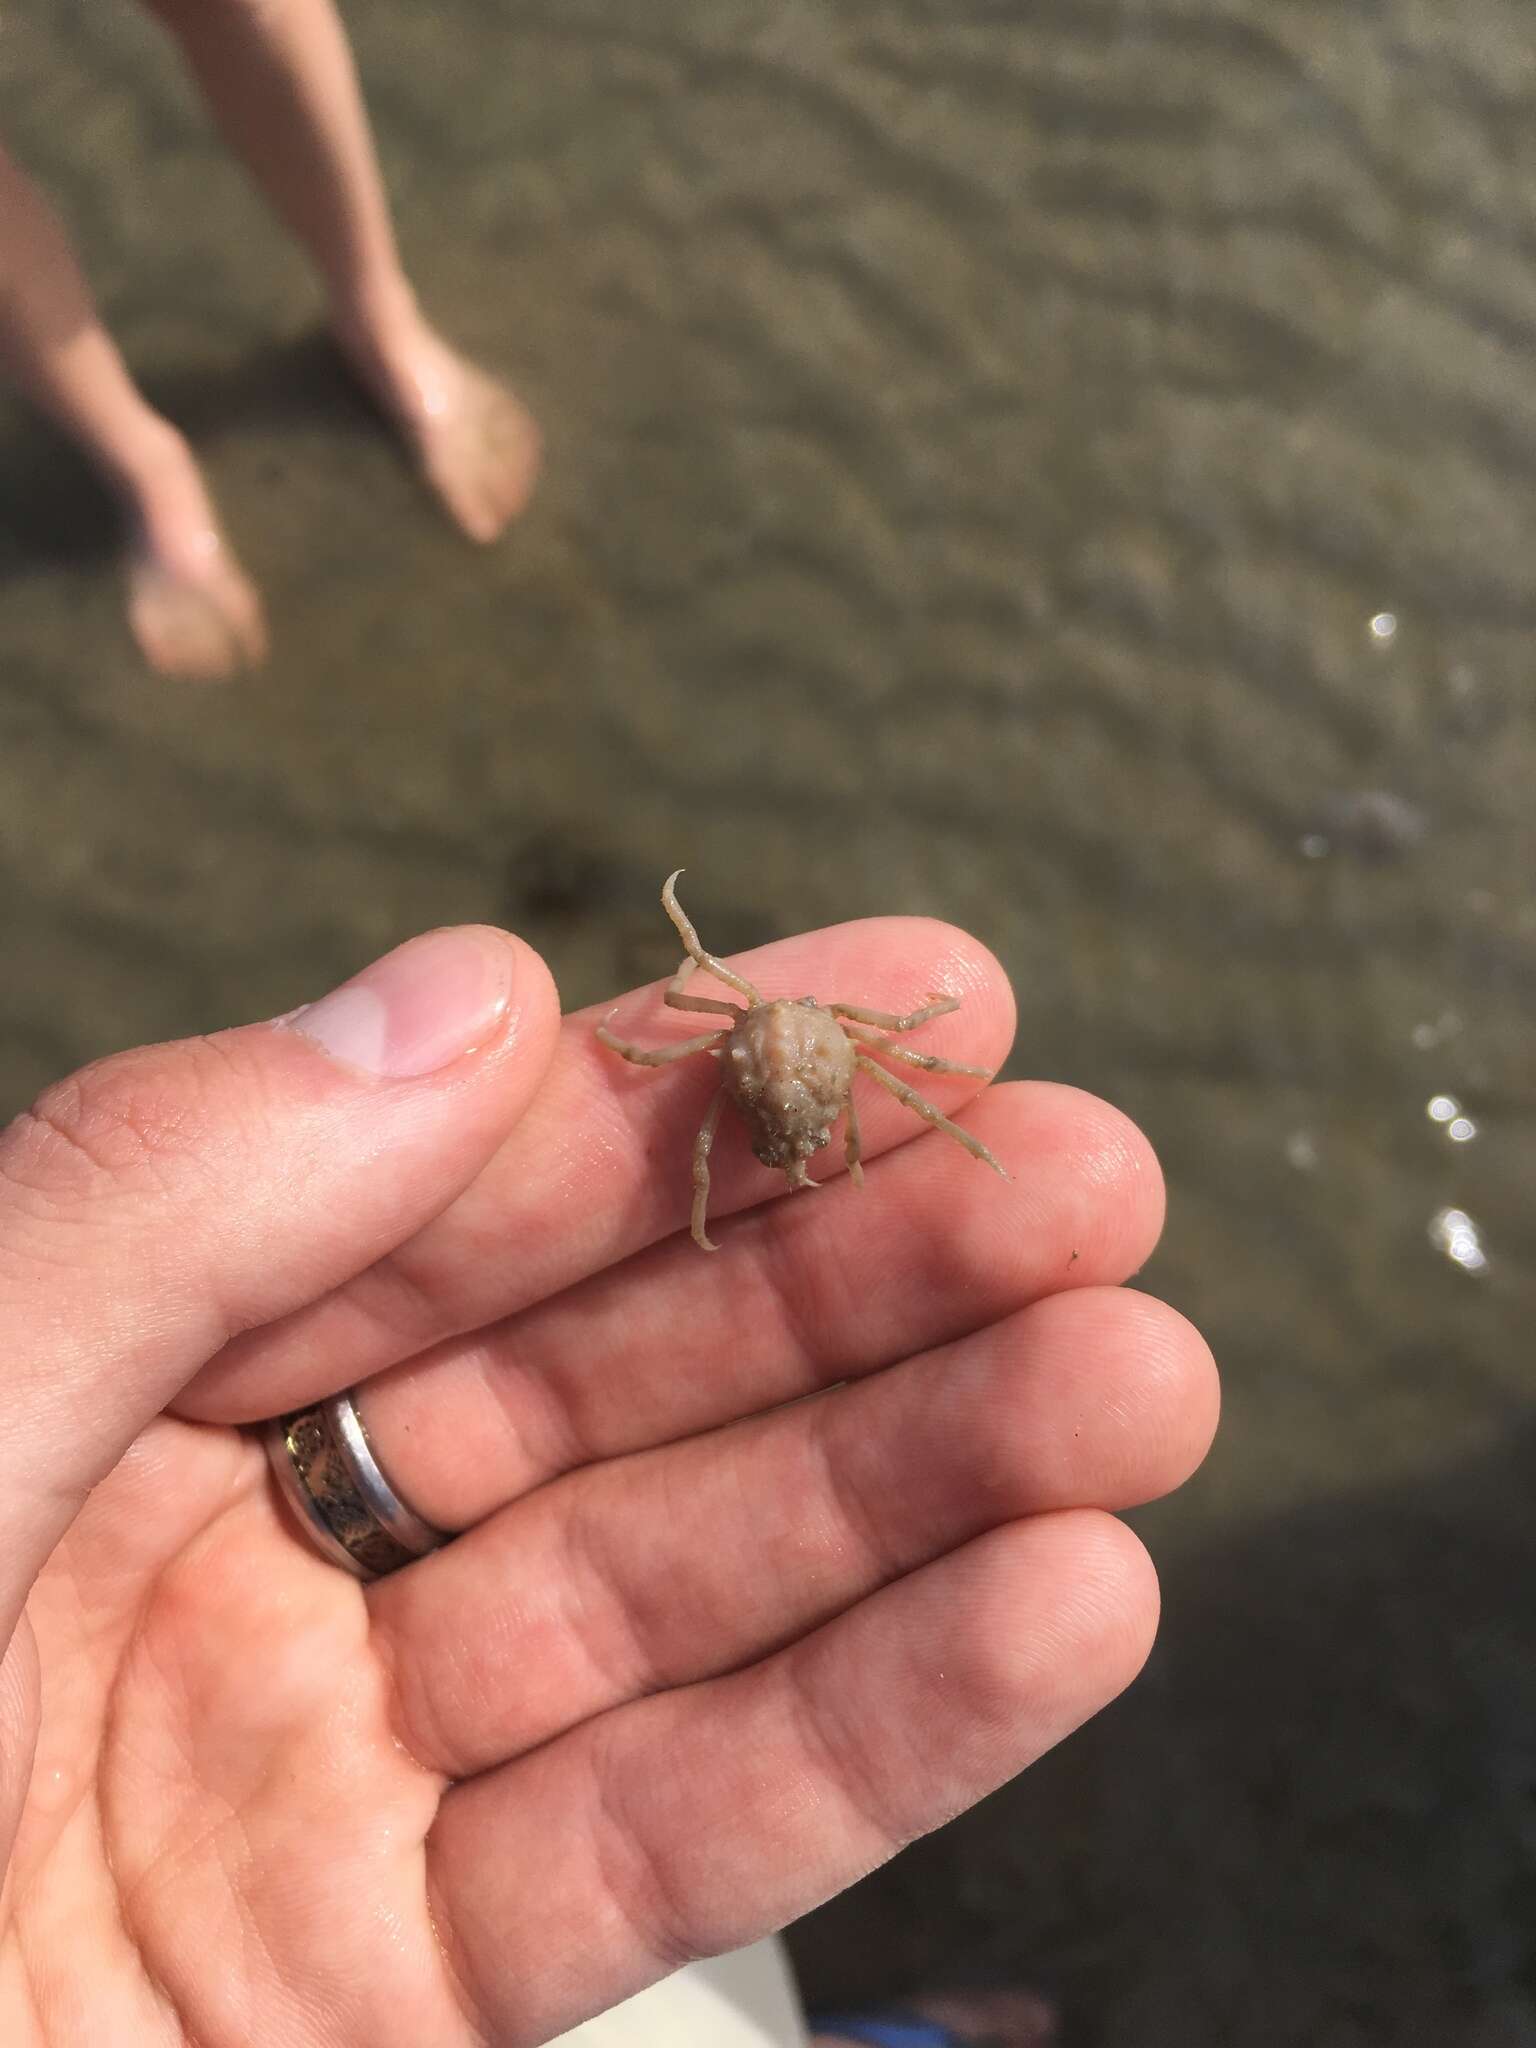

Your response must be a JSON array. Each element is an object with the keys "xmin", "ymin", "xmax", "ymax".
[{"xmin": 3, "ymin": 2, "xmax": 1534, "ymax": 2040}]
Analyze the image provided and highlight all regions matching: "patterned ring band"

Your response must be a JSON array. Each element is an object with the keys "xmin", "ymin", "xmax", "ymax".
[{"xmin": 264, "ymin": 1392, "xmax": 448, "ymax": 1581}]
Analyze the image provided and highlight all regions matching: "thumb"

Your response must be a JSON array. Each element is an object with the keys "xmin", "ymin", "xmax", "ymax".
[{"xmin": 0, "ymin": 924, "xmax": 558, "ymax": 1637}]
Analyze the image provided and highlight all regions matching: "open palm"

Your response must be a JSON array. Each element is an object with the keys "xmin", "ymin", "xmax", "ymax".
[{"xmin": 0, "ymin": 915, "xmax": 1216, "ymax": 2046}]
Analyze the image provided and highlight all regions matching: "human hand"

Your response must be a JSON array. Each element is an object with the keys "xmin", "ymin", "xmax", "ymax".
[{"xmin": 0, "ymin": 914, "xmax": 1217, "ymax": 2045}]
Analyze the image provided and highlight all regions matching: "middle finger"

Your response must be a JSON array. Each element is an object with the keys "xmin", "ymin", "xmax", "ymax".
[{"xmin": 354, "ymin": 1078, "xmax": 1163, "ymax": 1531}]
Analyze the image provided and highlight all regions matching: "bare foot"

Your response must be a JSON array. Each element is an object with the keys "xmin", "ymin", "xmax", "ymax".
[
  {"xmin": 126, "ymin": 532, "xmax": 267, "ymax": 681},
  {"xmin": 811, "ymin": 1986, "xmax": 1057, "ymax": 2048},
  {"xmin": 119, "ymin": 426, "xmax": 267, "ymax": 681},
  {"xmin": 335, "ymin": 313, "xmax": 541, "ymax": 543}
]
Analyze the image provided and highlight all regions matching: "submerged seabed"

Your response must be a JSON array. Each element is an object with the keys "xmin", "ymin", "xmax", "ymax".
[{"xmin": 3, "ymin": 2, "xmax": 1534, "ymax": 2040}]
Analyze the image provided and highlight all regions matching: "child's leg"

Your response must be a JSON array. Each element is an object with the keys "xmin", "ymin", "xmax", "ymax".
[
  {"xmin": 141, "ymin": 0, "xmax": 540, "ymax": 541},
  {"xmin": 0, "ymin": 141, "xmax": 265, "ymax": 678}
]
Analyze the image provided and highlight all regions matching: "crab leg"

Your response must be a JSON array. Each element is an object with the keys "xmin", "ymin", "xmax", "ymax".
[
  {"xmin": 692, "ymin": 1087, "xmax": 727, "ymax": 1251},
  {"xmin": 830, "ymin": 994, "xmax": 960, "ymax": 1033},
  {"xmin": 855, "ymin": 1054, "xmax": 1007, "ymax": 1177},
  {"xmin": 665, "ymin": 957, "xmax": 745, "ymax": 1018},
  {"xmin": 842, "ymin": 1024, "xmax": 990, "ymax": 1079},
  {"xmin": 663, "ymin": 870, "xmax": 765, "ymax": 1006},
  {"xmin": 597, "ymin": 1018, "xmax": 729, "ymax": 1066},
  {"xmin": 843, "ymin": 1089, "xmax": 865, "ymax": 1189}
]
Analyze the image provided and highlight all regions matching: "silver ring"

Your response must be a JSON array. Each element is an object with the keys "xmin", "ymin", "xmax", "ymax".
[{"xmin": 264, "ymin": 1392, "xmax": 447, "ymax": 1581}]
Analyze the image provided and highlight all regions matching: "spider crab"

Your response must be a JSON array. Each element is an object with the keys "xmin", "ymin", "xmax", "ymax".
[{"xmin": 598, "ymin": 872, "xmax": 1006, "ymax": 1250}]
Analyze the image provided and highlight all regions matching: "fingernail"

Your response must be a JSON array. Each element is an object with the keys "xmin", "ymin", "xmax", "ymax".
[{"xmin": 286, "ymin": 928, "xmax": 515, "ymax": 1078}]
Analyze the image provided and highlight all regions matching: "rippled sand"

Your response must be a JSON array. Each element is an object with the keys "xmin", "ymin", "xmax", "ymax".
[{"xmin": 2, "ymin": 1, "xmax": 1534, "ymax": 2039}]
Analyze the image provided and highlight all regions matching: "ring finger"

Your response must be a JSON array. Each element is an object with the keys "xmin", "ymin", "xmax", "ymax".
[{"xmin": 366, "ymin": 1283, "xmax": 1217, "ymax": 1781}]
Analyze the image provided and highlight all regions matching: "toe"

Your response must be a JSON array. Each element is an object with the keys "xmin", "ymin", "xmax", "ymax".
[
  {"xmin": 229, "ymin": 574, "xmax": 270, "ymax": 670},
  {"xmin": 128, "ymin": 572, "xmax": 243, "ymax": 681}
]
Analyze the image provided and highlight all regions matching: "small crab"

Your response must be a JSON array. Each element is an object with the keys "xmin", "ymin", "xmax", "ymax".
[{"xmin": 598, "ymin": 871, "xmax": 1007, "ymax": 1250}]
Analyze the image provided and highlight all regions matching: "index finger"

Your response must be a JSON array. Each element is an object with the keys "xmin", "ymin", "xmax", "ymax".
[{"xmin": 179, "ymin": 915, "xmax": 1016, "ymax": 1421}]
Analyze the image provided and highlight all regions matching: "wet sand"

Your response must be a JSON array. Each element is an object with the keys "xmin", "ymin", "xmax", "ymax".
[{"xmin": 2, "ymin": 1, "xmax": 1534, "ymax": 2040}]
